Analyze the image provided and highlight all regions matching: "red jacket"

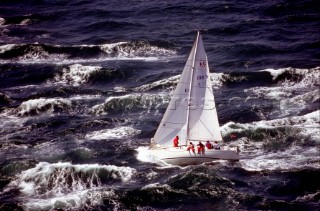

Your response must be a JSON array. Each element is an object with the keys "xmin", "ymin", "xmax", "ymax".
[{"xmin": 173, "ymin": 137, "xmax": 179, "ymax": 147}]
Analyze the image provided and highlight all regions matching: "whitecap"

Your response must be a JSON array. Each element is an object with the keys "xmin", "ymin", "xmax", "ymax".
[
  {"xmin": 69, "ymin": 94, "xmax": 102, "ymax": 101},
  {"xmin": 221, "ymin": 111, "xmax": 320, "ymax": 171},
  {"xmin": 6, "ymin": 162, "xmax": 136, "ymax": 210},
  {"xmin": 0, "ymin": 44, "xmax": 15, "ymax": 53},
  {"xmin": 50, "ymin": 63, "xmax": 102, "ymax": 86},
  {"xmin": 17, "ymin": 45, "xmax": 68, "ymax": 63},
  {"xmin": 261, "ymin": 67, "xmax": 320, "ymax": 87},
  {"xmin": 0, "ymin": 17, "xmax": 5, "ymax": 26},
  {"xmin": 141, "ymin": 182, "xmax": 171, "ymax": 190},
  {"xmin": 239, "ymin": 146, "xmax": 320, "ymax": 171},
  {"xmin": 133, "ymin": 75, "xmax": 180, "ymax": 92},
  {"xmin": 132, "ymin": 72, "xmax": 225, "ymax": 92},
  {"xmin": 221, "ymin": 110, "xmax": 320, "ymax": 136},
  {"xmin": 135, "ymin": 146, "xmax": 174, "ymax": 167},
  {"xmin": 85, "ymin": 126, "xmax": 141, "ymax": 140},
  {"xmin": 16, "ymin": 98, "xmax": 72, "ymax": 116},
  {"xmin": 90, "ymin": 93, "xmax": 169, "ymax": 116},
  {"xmin": 99, "ymin": 41, "xmax": 177, "ymax": 59}
]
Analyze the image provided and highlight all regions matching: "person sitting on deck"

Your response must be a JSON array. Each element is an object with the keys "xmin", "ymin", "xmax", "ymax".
[
  {"xmin": 205, "ymin": 140, "xmax": 213, "ymax": 149},
  {"xmin": 173, "ymin": 135, "xmax": 179, "ymax": 147},
  {"xmin": 213, "ymin": 141, "xmax": 220, "ymax": 150},
  {"xmin": 187, "ymin": 142, "xmax": 195, "ymax": 153},
  {"xmin": 197, "ymin": 141, "xmax": 205, "ymax": 155}
]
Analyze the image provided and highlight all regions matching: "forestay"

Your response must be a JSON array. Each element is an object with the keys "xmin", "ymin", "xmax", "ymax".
[{"xmin": 152, "ymin": 32, "xmax": 222, "ymax": 147}]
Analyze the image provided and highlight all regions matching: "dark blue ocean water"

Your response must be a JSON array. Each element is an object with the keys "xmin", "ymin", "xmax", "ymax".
[{"xmin": 0, "ymin": 0, "xmax": 319, "ymax": 210}]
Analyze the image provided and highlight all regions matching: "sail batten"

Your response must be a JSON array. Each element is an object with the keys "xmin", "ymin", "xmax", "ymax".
[{"xmin": 152, "ymin": 31, "xmax": 222, "ymax": 147}]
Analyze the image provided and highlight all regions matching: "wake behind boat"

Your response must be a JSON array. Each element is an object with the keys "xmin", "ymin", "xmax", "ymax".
[{"xmin": 148, "ymin": 31, "xmax": 239, "ymax": 165}]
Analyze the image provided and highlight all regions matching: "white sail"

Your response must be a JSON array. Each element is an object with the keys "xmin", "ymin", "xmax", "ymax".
[
  {"xmin": 188, "ymin": 33, "xmax": 222, "ymax": 142},
  {"xmin": 152, "ymin": 31, "xmax": 222, "ymax": 147}
]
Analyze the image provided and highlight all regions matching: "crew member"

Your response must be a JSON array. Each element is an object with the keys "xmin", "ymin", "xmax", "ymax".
[
  {"xmin": 206, "ymin": 140, "xmax": 213, "ymax": 149},
  {"xmin": 213, "ymin": 141, "xmax": 220, "ymax": 150},
  {"xmin": 187, "ymin": 142, "xmax": 195, "ymax": 153},
  {"xmin": 173, "ymin": 135, "xmax": 179, "ymax": 147},
  {"xmin": 197, "ymin": 141, "xmax": 205, "ymax": 155}
]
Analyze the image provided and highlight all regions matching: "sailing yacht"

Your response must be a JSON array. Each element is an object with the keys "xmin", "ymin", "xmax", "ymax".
[{"xmin": 148, "ymin": 31, "xmax": 239, "ymax": 166}]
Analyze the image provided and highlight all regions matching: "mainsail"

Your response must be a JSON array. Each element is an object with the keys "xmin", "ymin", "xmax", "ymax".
[{"xmin": 152, "ymin": 31, "xmax": 222, "ymax": 147}]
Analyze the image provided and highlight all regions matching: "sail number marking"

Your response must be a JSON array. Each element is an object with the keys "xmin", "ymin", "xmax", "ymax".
[{"xmin": 197, "ymin": 75, "xmax": 208, "ymax": 80}]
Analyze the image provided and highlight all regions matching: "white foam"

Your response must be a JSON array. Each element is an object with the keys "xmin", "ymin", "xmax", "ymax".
[
  {"xmin": 0, "ymin": 44, "xmax": 15, "ymax": 53},
  {"xmin": 16, "ymin": 98, "xmax": 71, "ymax": 116},
  {"xmin": 114, "ymin": 86, "xmax": 126, "ymax": 92},
  {"xmin": 0, "ymin": 41, "xmax": 177, "ymax": 64},
  {"xmin": 278, "ymin": 90, "xmax": 320, "ymax": 116},
  {"xmin": 295, "ymin": 191, "xmax": 320, "ymax": 203},
  {"xmin": 0, "ymin": 41, "xmax": 176, "ymax": 64},
  {"xmin": 240, "ymin": 146, "xmax": 320, "ymax": 171},
  {"xmin": 136, "ymin": 146, "xmax": 157, "ymax": 163},
  {"xmin": 135, "ymin": 147, "xmax": 173, "ymax": 167},
  {"xmin": 221, "ymin": 111, "xmax": 320, "ymax": 171},
  {"xmin": 263, "ymin": 68, "xmax": 287, "ymax": 80},
  {"xmin": 262, "ymin": 67, "xmax": 320, "ymax": 87},
  {"xmin": 245, "ymin": 86, "xmax": 293, "ymax": 100},
  {"xmin": 0, "ymin": 55, "xmax": 160, "ymax": 65},
  {"xmin": 69, "ymin": 94, "xmax": 102, "ymax": 101},
  {"xmin": 99, "ymin": 41, "xmax": 177, "ymax": 59},
  {"xmin": 133, "ymin": 75, "xmax": 180, "ymax": 92},
  {"xmin": 141, "ymin": 183, "xmax": 171, "ymax": 190},
  {"xmin": 133, "ymin": 73, "xmax": 225, "ymax": 92},
  {"xmin": 0, "ymin": 114, "xmax": 24, "ymax": 128},
  {"xmin": 24, "ymin": 190, "xmax": 105, "ymax": 210},
  {"xmin": 90, "ymin": 93, "xmax": 169, "ymax": 116},
  {"xmin": 0, "ymin": 17, "xmax": 5, "ymax": 26},
  {"xmin": 1, "ymin": 94, "xmax": 104, "ymax": 118},
  {"xmin": 19, "ymin": 18, "xmax": 32, "ymax": 25},
  {"xmin": 246, "ymin": 67, "xmax": 320, "ymax": 103},
  {"xmin": 15, "ymin": 162, "xmax": 136, "ymax": 191},
  {"xmin": 18, "ymin": 45, "xmax": 68, "ymax": 62},
  {"xmin": 50, "ymin": 64, "xmax": 102, "ymax": 86},
  {"xmin": 85, "ymin": 126, "xmax": 141, "ymax": 140},
  {"xmin": 244, "ymin": 87, "xmax": 319, "ymax": 119},
  {"xmin": 221, "ymin": 110, "xmax": 320, "ymax": 134},
  {"xmin": 146, "ymin": 170, "xmax": 158, "ymax": 180},
  {"xmin": 8, "ymin": 162, "xmax": 136, "ymax": 210}
]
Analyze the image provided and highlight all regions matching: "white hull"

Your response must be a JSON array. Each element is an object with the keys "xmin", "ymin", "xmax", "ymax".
[{"xmin": 148, "ymin": 147, "xmax": 239, "ymax": 166}]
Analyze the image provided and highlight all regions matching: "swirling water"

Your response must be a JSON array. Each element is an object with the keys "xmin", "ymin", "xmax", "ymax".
[{"xmin": 0, "ymin": 0, "xmax": 319, "ymax": 210}]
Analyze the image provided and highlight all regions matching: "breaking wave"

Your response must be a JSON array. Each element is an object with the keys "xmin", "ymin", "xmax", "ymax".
[
  {"xmin": 221, "ymin": 110, "xmax": 319, "ymax": 142},
  {"xmin": 86, "ymin": 126, "xmax": 141, "ymax": 140},
  {"xmin": 221, "ymin": 110, "xmax": 320, "ymax": 170},
  {"xmin": 91, "ymin": 93, "xmax": 169, "ymax": 116},
  {"xmin": 6, "ymin": 162, "xmax": 136, "ymax": 210},
  {"xmin": 246, "ymin": 67, "xmax": 320, "ymax": 99},
  {"xmin": 132, "ymin": 67, "xmax": 319, "ymax": 93},
  {"xmin": 48, "ymin": 63, "xmax": 129, "ymax": 87},
  {"xmin": 133, "ymin": 73, "xmax": 227, "ymax": 92},
  {"xmin": 99, "ymin": 41, "xmax": 176, "ymax": 58},
  {"xmin": 12, "ymin": 98, "xmax": 72, "ymax": 116},
  {"xmin": 0, "ymin": 41, "xmax": 177, "ymax": 64},
  {"xmin": 263, "ymin": 67, "xmax": 320, "ymax": 87},
  {"xmin": 0, "ymin": 14, "xmax": 38, "ymax": 26},
  {"xmin": 50, "ymin": 64, "xmax": 102, "ymax": 86},
  {"xmin": 241, "ymin": 67, "xmax": 320, "ymax": 120},
  {"xmin": 133, "ymin": 75, "xmax": 181, "ymax": 92},
  {"xmin": 277, "ymin": 89, "xmax": 320, "ymax": 116}
]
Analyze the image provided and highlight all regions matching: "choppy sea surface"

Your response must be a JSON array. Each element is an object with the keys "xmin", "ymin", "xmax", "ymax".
[{"xmin": 0, "ymin": 0, "xmax": 319, "ymax": 210}]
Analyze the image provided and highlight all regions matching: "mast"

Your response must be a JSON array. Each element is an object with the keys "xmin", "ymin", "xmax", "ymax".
[{"xmin": 186, "ymin": 31, "xmax": 200, "ymax": 145}]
